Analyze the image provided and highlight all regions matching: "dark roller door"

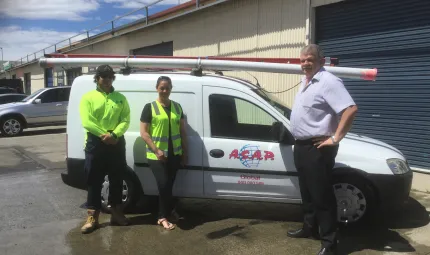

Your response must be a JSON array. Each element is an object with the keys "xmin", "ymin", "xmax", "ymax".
[
  {"xmin": 132, "ymin": 41, "xmax": 173, "ymax": 56},
  {"xmin": 316, "ymin": 0, "xmax": 430, "ymax": 170}
]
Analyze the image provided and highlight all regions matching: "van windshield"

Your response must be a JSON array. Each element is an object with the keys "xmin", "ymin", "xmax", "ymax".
[{"xmin": 252, "ymin": 88, "xmax": 292, "ymax": 120}]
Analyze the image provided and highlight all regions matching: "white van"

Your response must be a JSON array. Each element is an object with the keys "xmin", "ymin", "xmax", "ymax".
[{"xmin": 62, "ymin": 71, "xmax": 413, "ymax": 224}]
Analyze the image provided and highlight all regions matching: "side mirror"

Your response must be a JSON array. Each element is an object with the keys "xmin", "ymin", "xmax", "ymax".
[
  {"xmin": 271, "ymin": 121, "xmax": 295, "ymax": 145},
  {"xmin": 34, "ymin": 99, "xmax": 42, "ymax": 104}
]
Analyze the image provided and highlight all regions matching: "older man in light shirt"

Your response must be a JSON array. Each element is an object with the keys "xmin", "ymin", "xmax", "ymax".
[{"xmin": 287, "ymin": 44, "xmax": 358, "ymax": 255}]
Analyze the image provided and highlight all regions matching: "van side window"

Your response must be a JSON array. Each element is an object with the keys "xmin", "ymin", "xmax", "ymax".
[{"xmin": 209, "ymin": 94, "xmax": 278, "ymax": 142}]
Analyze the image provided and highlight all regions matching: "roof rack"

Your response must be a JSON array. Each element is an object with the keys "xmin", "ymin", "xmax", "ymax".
[{"xmin": 39, "ymin": 54, "xmax": 377, "ymax": 81}]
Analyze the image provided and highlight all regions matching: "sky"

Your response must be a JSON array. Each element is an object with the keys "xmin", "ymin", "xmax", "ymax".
[{"xmin": 0, "ymin": 0, "xmax": 189, "ymax": 62}]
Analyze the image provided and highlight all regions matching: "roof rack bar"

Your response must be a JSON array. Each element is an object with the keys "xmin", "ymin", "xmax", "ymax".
[
  {"xmin": 44, "ymin": 53, "xmax": 340, "ymax": 66},
  {"xmin": 39, "ymin": 56, "xmax": 377, "ymax": 81}
]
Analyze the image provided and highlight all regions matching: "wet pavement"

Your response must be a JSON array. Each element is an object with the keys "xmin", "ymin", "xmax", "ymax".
[{"xmin": 0, "ymin": 127, "xmax": 430, "ymax": 255}]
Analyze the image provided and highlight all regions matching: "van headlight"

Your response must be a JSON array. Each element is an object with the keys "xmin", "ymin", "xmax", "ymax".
[{"xmin": 386, "ymin": 158, "xmax": 410, "ymax": 174}]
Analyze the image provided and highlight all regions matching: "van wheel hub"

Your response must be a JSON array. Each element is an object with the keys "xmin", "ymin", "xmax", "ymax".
[
  {"xmin": 333, "ymin": 183, "xmax": 367, "ymax": 223},
  {"xmin": 339, "ymin": 199, "xmax": 350, "ymax": 208},
  {"xmin": 101, "ymin": 175, "xmax": 129, "ymax": 208}
]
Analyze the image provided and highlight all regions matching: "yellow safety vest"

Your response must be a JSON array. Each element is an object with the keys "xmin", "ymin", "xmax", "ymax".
[{"xmin": 146, "ymin": 100, "xmax": 183, "ymax": 160}]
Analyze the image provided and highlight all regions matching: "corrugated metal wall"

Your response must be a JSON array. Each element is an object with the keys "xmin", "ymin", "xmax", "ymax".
[{"xmin": 316, "ymin": 0, "xmax": 430, "ymax": 170}]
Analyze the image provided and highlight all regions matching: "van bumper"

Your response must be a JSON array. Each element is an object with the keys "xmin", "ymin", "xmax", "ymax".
[
  {"xmin": 61, "ymin": 158, "xmax": 86, "ymax": 190},
  {"xmin": 367, "ymin": 170, "xmax": 413, "ymax": 207}
]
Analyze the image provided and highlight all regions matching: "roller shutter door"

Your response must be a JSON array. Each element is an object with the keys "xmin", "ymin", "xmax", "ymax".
[
  {"xmin": 316, "ymin": 0, "xmax": 430, "ymax": 170},
  {"xmin": 132, "ymin": 41, "xmax": 173, "ymax": 56}
]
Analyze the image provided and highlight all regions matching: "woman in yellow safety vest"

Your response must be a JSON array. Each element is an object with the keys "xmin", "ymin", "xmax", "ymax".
[{"xmin": 140, "ymin": 76, "xmax": 188, "ymax": 230}]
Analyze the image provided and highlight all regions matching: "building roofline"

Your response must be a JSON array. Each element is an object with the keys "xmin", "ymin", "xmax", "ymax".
[{"xmin": 6, "ymin": 0, "xmax": 227, "ymax": 72}]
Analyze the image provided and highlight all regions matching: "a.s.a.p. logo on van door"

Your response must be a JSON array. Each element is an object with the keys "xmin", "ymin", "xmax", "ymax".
[{"xmin": 229, "ymin": 144, "xmax": 274, "ymax": 168}]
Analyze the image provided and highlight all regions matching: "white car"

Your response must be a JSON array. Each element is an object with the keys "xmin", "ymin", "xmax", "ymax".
[{"xmin": 62, "ymin": 71, "xmax": 412, "ymax": 224}]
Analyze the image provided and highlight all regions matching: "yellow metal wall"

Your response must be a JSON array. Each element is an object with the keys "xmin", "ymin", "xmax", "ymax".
[
  {"xmin": 71, "ymin": 36, "xmax": 128, "ymax": 55},
  {"xmin": 171, "ymin": 0, "xmax": 308, "ymax": 108}
]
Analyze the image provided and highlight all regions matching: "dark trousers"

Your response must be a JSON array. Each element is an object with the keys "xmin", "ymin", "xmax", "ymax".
[
  {"xmin": 84, "ymin": 133, "xmax": 127, "ymax": 210},
  {"xmin": 148, "ymin": 155, "xmax": 181, "ymax": 219},
  {"xmin": 294, "ymin": 140, "xmax": 339, "ymax": 248}
]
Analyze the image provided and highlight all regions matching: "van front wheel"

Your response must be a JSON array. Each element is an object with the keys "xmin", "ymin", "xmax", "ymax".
[{"xmin": 332, "ymin": 176, "xmax": 376, "ymax": 225}]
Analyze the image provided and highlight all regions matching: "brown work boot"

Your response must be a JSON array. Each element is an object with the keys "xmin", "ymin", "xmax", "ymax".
[
  {"xmin": 81, "ymin": 209, "xmax": 100, "ymax": 234},
  {"xmin": 110, "ymin": 205, "xmax": 130, "ymax": 226}
]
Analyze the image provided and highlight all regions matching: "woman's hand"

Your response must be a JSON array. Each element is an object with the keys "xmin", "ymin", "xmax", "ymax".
[{"xmin": 156, "ymin": 149, "xmax": 166, "ymax": 161}]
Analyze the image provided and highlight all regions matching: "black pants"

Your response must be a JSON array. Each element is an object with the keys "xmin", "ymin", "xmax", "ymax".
[
  {"xmin": 148, "ymin": 155, "xmax": 181, "ymax": 219},
  {"xmin": 294, "ymin": 140, "xmax": 339, "ymax": 248},
  {"xmin": 84, "ymin": 133, "xmax": 127, "ymax": 210}
]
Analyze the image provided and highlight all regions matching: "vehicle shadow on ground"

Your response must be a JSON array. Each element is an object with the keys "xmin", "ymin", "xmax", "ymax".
[
  {"xmin": 336, "ymin": 196, "xmax": 429, "ymax": 254},
  {"xmin": 131, "ymin": 195, "xmax": 429, "ymax": 254},
  {"xmin": 131, "ymin": 197, "xmax": 304, "ymax": 234},
  {"xmin": 21, "ymin": 127, "xmax": 66, "ymax": 137},
  {"xmin": 174, "ymin": 199, "xmax": 304, "ymax": 234},
  {"xmin": 0, "ymin": 127, "xmax": 66, "ymax": 138}
]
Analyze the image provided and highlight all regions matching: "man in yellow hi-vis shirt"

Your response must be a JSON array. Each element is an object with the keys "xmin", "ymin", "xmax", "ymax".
[{"xmin": 79, "ymin": 65, "xmax": 131, "ymax": 234}]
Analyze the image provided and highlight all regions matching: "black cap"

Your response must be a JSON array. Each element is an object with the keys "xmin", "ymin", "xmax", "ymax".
[{"xmin": 96, "ymin": 65, "xmax": 115, "ymax": 75}]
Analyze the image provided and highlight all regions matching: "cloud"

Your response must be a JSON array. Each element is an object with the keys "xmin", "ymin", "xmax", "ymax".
[
  {"xmin": 0, "ymin": 26, "xmax": 92, "ymax": 61},
  {"xmin": 115, "ymin": 14, "xmax": 145, "ymax": 21},
  {"xmin": 0, "ymin": 0, "xmax": 99, "ymax": 21},
  {"xmin": 105, "ymin": 0, "xmax": 189, "ymax": 9}
]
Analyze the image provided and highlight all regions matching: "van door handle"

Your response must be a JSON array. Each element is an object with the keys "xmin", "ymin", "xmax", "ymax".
[
  {"xmin": 56, "ymin": 104, "xmax": 62, "ymax": 106},
  {"xmin": 210, "ymin": 149, "xmax": 224, "ymax": 158}
]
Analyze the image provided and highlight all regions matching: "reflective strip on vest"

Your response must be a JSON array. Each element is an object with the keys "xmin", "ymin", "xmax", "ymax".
[
  {"xmin": 147, "ymin": 146, "xmax": 181, "ymax": 154},
  {"xmin": 173, "ymin": 145, "xmax": 182, "ymax": 153},
  {"xmin": 151, "ymin": 134, "xmax": 181, "ymax": 143},
  {"xmin": 171, "ymin": 134, "xmax": 181, "ymax": 141},
  {"xmin": 152, "ymin": 101, "xmax": 160, "ymax": 115},
  {"xmin": 151, "ymin": 136, "xmax": 169, "ymax": 142},
  {"xmin": 172, "ymin": 102, "xmax": 180, "ymax": 115},
  {"xmin": 147, "ymin": 147, "xmax": 168, "ymax": 155}
]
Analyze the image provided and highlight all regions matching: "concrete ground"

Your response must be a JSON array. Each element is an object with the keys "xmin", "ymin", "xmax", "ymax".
[
  {"xmin": 412, "ymin": 172, "xmax": 430, "ymax": 194},
  {"xmin": 0, "ymin": 126, "xmax": 429, "ymax": 255}
]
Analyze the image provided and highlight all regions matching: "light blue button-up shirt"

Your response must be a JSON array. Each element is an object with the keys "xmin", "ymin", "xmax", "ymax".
[{"xmin": 290, "ymin": 67, "xmax": 356, "ymax": 140}]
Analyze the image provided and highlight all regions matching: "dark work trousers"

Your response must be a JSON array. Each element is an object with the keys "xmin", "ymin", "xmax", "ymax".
[
  {"xmin": 84, "ymin": 133, "xmax": 127, "ymax": 210},
  {"xmin": 148, "ymin": 154, "xmax": 181, "ymax": 219},
  {"xmin": 294, "ymin": 139, "xmax": 339, "ymax": 248}
]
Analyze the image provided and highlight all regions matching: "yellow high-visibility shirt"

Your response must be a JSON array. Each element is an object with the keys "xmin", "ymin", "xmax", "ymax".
[{"xmin": 79, "ymin": 87, "xmax": 130, "ymax": 141}]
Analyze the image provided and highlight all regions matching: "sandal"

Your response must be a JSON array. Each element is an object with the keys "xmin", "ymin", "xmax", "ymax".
[{"xmin": 157, "ymin": 218, "xmax": 175, "ymax": 230}]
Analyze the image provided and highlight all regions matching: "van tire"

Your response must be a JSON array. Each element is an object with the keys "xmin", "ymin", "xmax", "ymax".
[
  {"xmin": 101, "ymin": 167, "xmax": 140, "ymax": 214},
  {"xmin": 0, "ymin": 116, "xmax": 24, "ymax": 137},
  {"xmin": 332, "ymin": 175, "xmax": 376, "ymax": 225}
]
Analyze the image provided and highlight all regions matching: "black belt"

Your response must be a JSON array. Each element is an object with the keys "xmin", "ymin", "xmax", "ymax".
[
  {"xmin": 295, "ymin": 139, "xmax": 315, "ymax": 145},
  {"xmin": 295, "ymin": 136, "xmax": 331, "ymax": 145}
]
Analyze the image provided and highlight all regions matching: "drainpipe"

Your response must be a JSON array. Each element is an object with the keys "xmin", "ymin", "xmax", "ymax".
[{"xmin": 305, "ymin": 0, "xmax": 311, "ymax": 45}]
